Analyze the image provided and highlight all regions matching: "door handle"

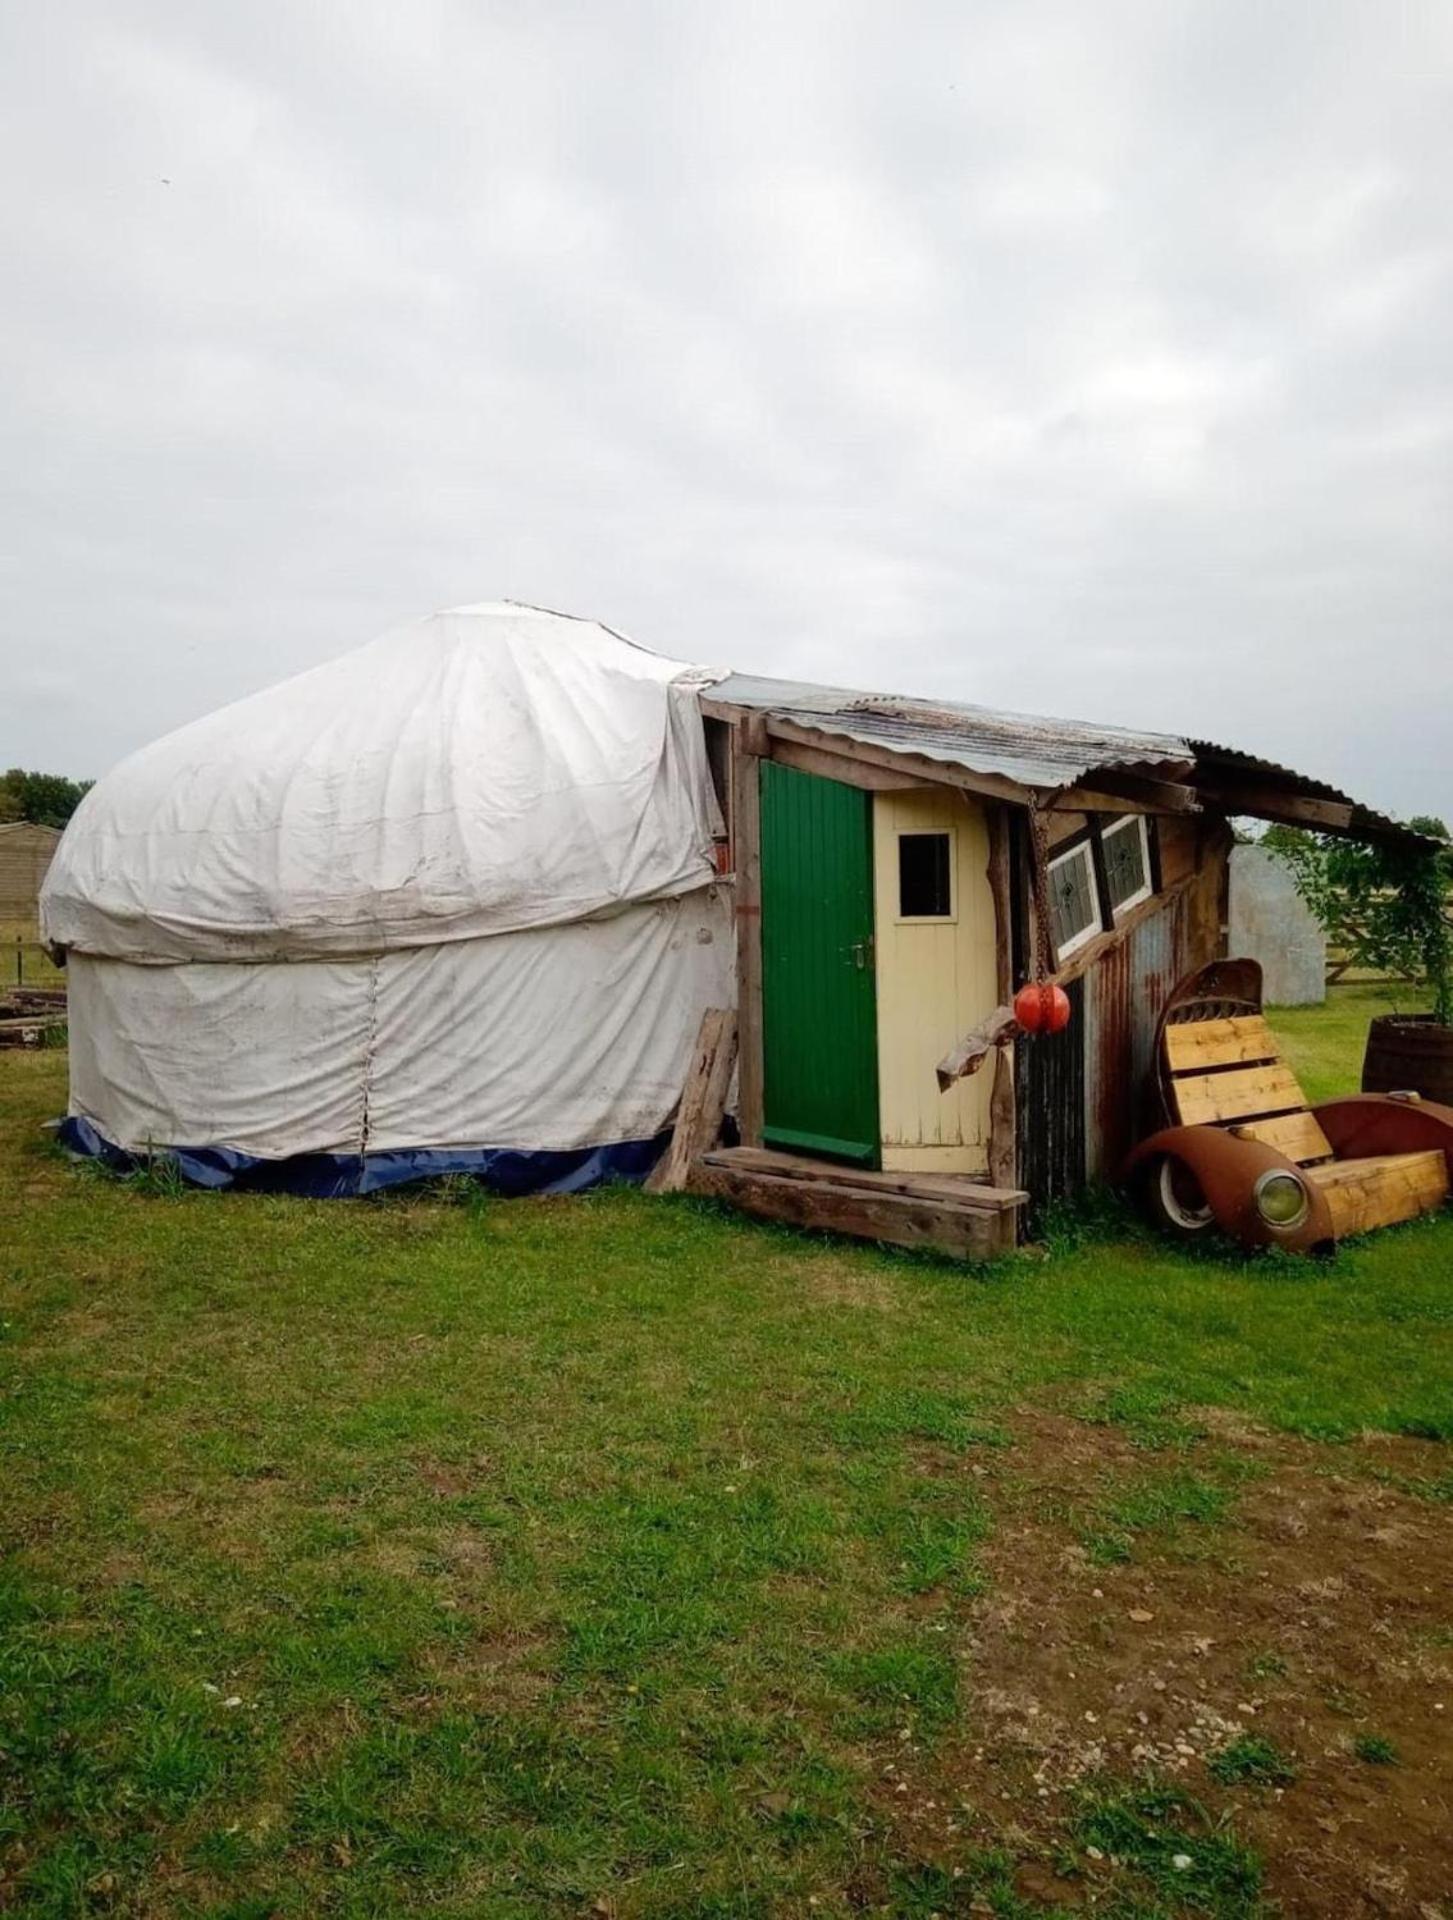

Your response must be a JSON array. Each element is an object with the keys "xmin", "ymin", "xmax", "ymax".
[{"xmin": 848, "ymin": 939, "xmax": 873, "ymax": 971}]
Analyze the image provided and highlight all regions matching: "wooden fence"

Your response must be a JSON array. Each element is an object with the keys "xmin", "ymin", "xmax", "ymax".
[
  {"xmin": 6, "ymin": 931, "xmax": 65, "ymax": 992},
  {"xmin": 1325, "ymin": 888, "xmax": 1453, "ymax": 987}
]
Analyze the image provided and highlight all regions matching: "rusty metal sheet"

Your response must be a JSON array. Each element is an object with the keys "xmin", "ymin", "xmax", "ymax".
[
  {"xmin": 1016, "ymin": 975, "xmax": 1086, "ymax": 1217},
  {"xmin": 710, "ymin": 672, "xmax": 1194, "ymax": 795},
  {"xmin": 704, "ymin": 674, "xmax": 1425, "ymax": 845},
  {"xmin": 1188, "ymin": 740, "xmax": 1429, "ymax": 845},
  {"xmin": 1084, "ymin": 895, "xmax": 1189, "ymax": 1179}
]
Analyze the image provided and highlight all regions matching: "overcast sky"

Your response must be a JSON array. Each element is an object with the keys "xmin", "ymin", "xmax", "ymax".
[{"xmin": 3, "ymin": 1, "xmax": 1450, "ymax": 818}]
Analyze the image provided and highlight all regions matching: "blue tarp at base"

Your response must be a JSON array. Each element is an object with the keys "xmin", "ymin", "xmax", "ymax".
[{"xmin": 57, "ymin": 1115, "xmax": 669, "ymax": 1198}]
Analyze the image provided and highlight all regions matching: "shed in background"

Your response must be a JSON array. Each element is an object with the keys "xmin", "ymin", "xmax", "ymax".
[
  {"xmin": 0, "ymin": 822, "xmax": 62, "ymax": 923},
  {"xmin": 1228, "ymin": 843, "xmax": 1326, "ymax": 1006}
]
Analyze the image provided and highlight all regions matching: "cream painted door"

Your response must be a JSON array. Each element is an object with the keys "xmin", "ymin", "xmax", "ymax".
[{"xmin": 872, "ymin": 789, "xmax": 999, "ymax": 1173}]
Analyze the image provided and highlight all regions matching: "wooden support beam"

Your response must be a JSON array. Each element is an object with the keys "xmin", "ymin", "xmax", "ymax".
[
  {"xmin": 762, "ymin": 716, "xmax": 1035, "ymax": 805},
  {"xmin": 738, "ymin": 710, "xmax": 771, "ymax": 758},
  {"xmin": 730, "ymin": 727, "xmax": 765, "ymax": 1148},
  {"xmin": 984, "ymin": 802, "xmax": 1019, "ymax": 1197},
  {"xmin": 699, "ymin": 694, "xmax": 749, "ymax": 723},
  {"xmin": 1050, "ymin": 773, "xmax": 1200, "ymax": 816},
  {"xmin": 989, "ymin": 1050, "xmax": 1016, "ymax": 1199},
  {"xmin": 705, "ymin": 699, "xmax": 1205, "ymax": 821},
  {"xmin": 1197, "ymin": 786, "xmax": 1354, "ymax": 833},
  {"xmin": 765, "ymin": 735, "xmax": 922, "ymax": 791},
  {"xmin": 702, "ymin": 703, "xmax": 1037, "ymax": 807},
  {"xmin": 645, "ymin": 1008, "xmax": 737, "ymax": 1194}
]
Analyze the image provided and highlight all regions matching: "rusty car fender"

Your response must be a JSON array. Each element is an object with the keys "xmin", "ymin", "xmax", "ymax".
[
  {"xmin": 1313, "ymin": 1093, "xmax": 1453, "ymax": 1168},
  {"xmin": 1122, "ymin": 1125, "xmax": 1336, "ymax": 1252}
]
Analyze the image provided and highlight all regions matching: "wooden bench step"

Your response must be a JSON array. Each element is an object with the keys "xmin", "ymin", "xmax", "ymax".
[
  {"xmin": 690, "ymin": 1147, "xmax": 1026, "ymax": 1260},
  {"xmin": 699, "ymin": 1146, "xmax": 1026, "ymax": 1211}
]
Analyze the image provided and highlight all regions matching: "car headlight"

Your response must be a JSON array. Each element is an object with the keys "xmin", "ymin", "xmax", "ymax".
[{"xmin": 1254, "ymin": 1169, "xmax": 1309, "ymax": 1231}]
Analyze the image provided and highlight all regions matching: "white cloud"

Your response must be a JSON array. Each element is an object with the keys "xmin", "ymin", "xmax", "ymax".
[{"xmin": 0, "ymin": 0, "xmax": 1449, "ymax": 823}]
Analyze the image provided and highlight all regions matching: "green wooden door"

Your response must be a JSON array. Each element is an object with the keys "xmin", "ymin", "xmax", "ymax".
[{"xmin": 760, "ymin": 760, "xmax": 880, "ymax": 1165}]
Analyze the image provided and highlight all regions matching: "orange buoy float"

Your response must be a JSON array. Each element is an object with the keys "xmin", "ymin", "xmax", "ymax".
[{"xmin": 1013, "ymin": 981, "xmax": 1072, "ymax": 1035}]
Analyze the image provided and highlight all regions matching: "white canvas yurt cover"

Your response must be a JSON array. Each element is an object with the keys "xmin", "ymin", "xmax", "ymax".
[{"xmin": 42, "ymin": 603, "xmax": 733, "ymax": 1194}]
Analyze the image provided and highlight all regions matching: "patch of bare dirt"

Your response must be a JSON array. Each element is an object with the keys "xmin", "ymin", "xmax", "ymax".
[
  {"xmin": 413, "ymin": 1451, "xmax": 495, "ymax": 1498},
  {"xmin": 880, "ymin": 1410, "xmax": 1453, "ymax": 1917},
  {"xmin": 417, "ymin": 1624, "xmax": 556, "ymax": 1711}
]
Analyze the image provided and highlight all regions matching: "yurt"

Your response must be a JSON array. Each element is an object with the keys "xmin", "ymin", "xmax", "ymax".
[{"xmin": 41, "ymin": 603, "xmax": 733, "ymax": 1194}]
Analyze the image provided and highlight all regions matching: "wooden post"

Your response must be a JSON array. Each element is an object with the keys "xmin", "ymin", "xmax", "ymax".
[
  {"xmin": 985, "ymin": 803, "xmax": 1018, "ymax": 1202},
  {"xmin": 732, "ymin": 724, "xmax": 765, "ymax": 1147},
  {"xmin": 645, "ymin": 1008, "xmax": 737, "ymax": 1194}
]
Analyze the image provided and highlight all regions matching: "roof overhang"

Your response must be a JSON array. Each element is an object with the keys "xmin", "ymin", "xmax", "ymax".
[
  {"xmin": 701, "ymin": 673, "xmax": 1430, "ymax": 849},
  {"xmin": 1185, "ymin": 740, "xmax": 1434, "ymax": 847}
]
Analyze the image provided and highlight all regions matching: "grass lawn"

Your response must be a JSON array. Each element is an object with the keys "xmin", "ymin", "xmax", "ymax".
[
  {"xmin": 3, "ymin": 996, "xmax": 1451, "ymax": 1917},
  {"xmin": 1269, "ymin": 982, "xmax": 1431, "ymax": 1106}
]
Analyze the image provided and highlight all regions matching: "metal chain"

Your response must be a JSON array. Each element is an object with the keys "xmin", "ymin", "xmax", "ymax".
[{"xmin": 1026, "ymin": 802, "xmax": 1057, "ymax": 1015}]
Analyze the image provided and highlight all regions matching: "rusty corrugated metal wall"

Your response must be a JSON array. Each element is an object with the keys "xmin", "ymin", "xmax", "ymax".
[
  {"xmin": 1083, "ymin": 891, "xmax": 1186, "ymax": 1180},
  {"xmin": 1016, "ymin": 974, "xmax": 1086, "ymax": 1216},
  {"xmin": 1015, "ymin": 825, "xmax": 1228, "ymax": 1208}
]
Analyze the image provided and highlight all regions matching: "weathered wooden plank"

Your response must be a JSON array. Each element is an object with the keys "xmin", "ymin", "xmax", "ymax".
[
  {"xmin": 1172, "ymin": 1062, "xmax": 1307, "ymax": 1126},
  {"xmin": 1307, "ymin": 1148, "xmax": 1447, "ymax": 1191},
  {"xmin": 985, "ymin": 802, "xmax": 1018, "ymax": 1198},
  {"xmin": 740, "ymin": 710, "xmax": 771, "ymax": 758},
  {"xmin": 1155, "ymin": 815, "xmax": 1199, "ymax": 890},
  {"xmin": 688, "ymin": 1161, "xmax": 1010, "ymax": 1260},
  {"xmin": 1187, "ymin": 819, "xmax": 1233, "ymax": 962},
  {"xmin": 765, "ymin": 736, "xmax": 922, "ymax": 791},
  {"xmin": 1050, "ymin": 775, "xmax": 1200, "ymax": 816},
  {"xmin": 700, "ymin": 1144, "xmax": 1026, "ymax": 1211},
  {"xmin": 0, "ymin": 989, "xmax": 67, "ymax": 1014},
  {"xmin": 935, "ymin": 1005, "xmax": 1018, "ymax": 1090},
  {"xmin": 1196, "ymin": 785, "xmax": 1354, "ymax": 833},
  {"xmin": 1229, "ymin": 1111, "xmax": 1335, "ymax": 1164},
  {"xmin": 731, "ymin": 727, "xmax": 765, "ymax": 1149},
  {"xmin": 1048, "ymin": 867, "xmax": 1211, "ymax": 989},
  {"xmin": 0, "ymin": 1015, "xmax": 66, "ymax": 1049},
  {"xmin": 646, "ymin": 1008, "xmax": 737, "ymax": 1195},
  {"xmin": 988, "ymin": 1049, "xmax": 1016, "ymax": 1195},
  {"xmin": 1307, "ymin": 1149, "xmax": 1448, "ymax": 1239},
  {"xmin": 758, "ymin": 714, "xmax": 1036, "ymax": 808},
  {"xmin": 1165, "ymin": 1015, "xmax": 1281, "ymax": 1072}
]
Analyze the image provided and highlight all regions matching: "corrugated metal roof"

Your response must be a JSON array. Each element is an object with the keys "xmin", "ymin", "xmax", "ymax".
[
  {"xmin": 1187, "ymin": 739, "xmax": 1429, "ymax": 844},
  {"xmin": 705, "ymin": 672, "xmax": 1427, "ymax": 844},
  {"xmin": 708, "ymin": 672, "xmax": 1195, "ymax": 794}
]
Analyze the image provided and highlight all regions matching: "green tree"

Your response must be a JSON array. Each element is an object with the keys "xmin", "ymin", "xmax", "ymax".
[
  {"xmin": 0, "ymin": 769, "xmax": 93, "ymax": 829},
  {"xmin": 1272, "ymin": 819, "xmax": 1453, "ymax": 1026}
]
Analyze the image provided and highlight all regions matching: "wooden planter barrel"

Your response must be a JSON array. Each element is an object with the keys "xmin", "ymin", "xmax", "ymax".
[{"xmin": 1362, "ymin": 1013, "xmax": 1453, "ymax": 1105}]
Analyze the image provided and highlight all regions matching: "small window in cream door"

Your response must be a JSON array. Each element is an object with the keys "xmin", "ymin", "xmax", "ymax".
[{"xmin": 897, "ymin": 830, "xmax": 956, "ymax": 922}]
